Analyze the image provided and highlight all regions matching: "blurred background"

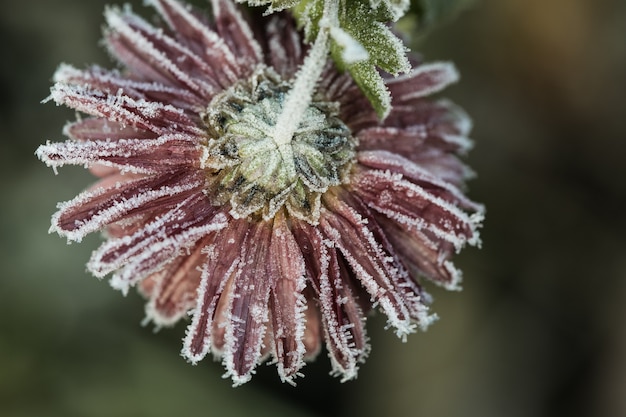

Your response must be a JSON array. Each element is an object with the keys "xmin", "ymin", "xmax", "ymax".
[{"xmin": 1, "ymin": 0, "xmax": 625, "ymax": 416}]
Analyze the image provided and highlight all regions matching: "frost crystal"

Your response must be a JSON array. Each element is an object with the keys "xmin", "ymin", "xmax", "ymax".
[{"xmin": 37, "ymin": 0, "xmax": 483, "ymax": 385}]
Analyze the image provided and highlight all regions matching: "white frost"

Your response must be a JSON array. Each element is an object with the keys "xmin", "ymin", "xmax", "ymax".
[{"xmin": 329, "ymin": 26, "xmax": 369, "ymax": 64}]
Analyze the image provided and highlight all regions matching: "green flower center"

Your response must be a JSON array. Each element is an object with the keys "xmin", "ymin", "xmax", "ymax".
[{"xmin": 201, "ymin": 67, "xmax": 356, "ymax": 223}]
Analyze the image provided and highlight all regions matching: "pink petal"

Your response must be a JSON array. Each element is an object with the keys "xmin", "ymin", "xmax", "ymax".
[
  {"xmin": 357, "ymin": 150, "xmax": 482, "ymax": 211},
  {"xmin": 405, "ymin": 148, "xmax": 473, "ymax": 188},
  {"xmin": 64, "ymin": 118, "xmax": 157, "ymax": 142},
  {"xmin": 319, "ymin": 70, "xmax": 378, "ymax": 133},
  {"xmin": 143, "ymin": 236, "xmax": 209, "ymax": 326},
  {"xmin": 210, "ymin": 0, "xmax": 263, "ymax": 67},
  {"xmin": 104, "ymin": 6, "xmax": 217, "ymax": 98},
  {"xmin": 49, "ymin": 170, "xmax": 205, "ymax": 242},
  {"xmin": 375, "ymin": 216, "xmax": 462, "ymax": 290},
  {"xmin": 88, "ymin": 193, "xmax": 228, "ymax": 292},
  {"xmin": 221, "ymin": 220, "xmax": 274, "ymax": 385},
  {"xmin": 334, "ymin": 193, "xmax": 434, "ymax": 324},
  {"xmin": 146, "ymin": 0, "xmax": 244, "ymax": 87},
  {"xmin": 37, "ymin": 135, "xmax": 202, "ymax": 175},
  {"xmin": 265, "ymin": 16, "xmax": 303, "ymax": 77},
  {"xmin": 48, "ymin": 83, "xmax": 203, "ymax": 136},
  {"xmin": 387, "ymin": 62, "xmax": 459, "ymax": 103},
  {"xmin": 360, "ymin": 99, "xmax": 473, "ymax": 156},
  {"xmin": 181, "ymin": 219, "xmax": 250, "ymax": 362},
  {"xmin": 54, "ymin": 64, "xmax": 204, "ymax": 112},
  {"xmin": 320, "ymin": 197, "xmax": 423, "ymax": 338},
  {"xmin": 292, "ymin": 220, "xmax": 369, "ymax": 379},
  {"xmin": 300, "ymin": 291, "xmax": 322, "ymax": 360},
  {"xmin": 351, "ymin": 168, "xmax": 483, "ymax": 251},
  {"xmin": 267, "ymin": 211, "xmax": 307, "ymax": 383}
]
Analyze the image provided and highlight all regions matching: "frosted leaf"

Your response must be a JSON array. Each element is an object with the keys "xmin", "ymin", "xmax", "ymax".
[
  {"xmin": 295, "ymin": 0, "xmax": 411, "ymax": 118},
  {"xmin": 369, "ymin": 0, "xmax": 410, "ymax": 21},
  {"xmin": 329, "ymin": 26, "xmax": 369, "ymax": 65},
  {"xmin": 237, "ymin": 0, "xmax": 300, "ymax": 14}
]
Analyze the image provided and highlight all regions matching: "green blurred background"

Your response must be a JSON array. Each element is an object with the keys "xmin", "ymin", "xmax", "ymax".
[{"xmin": 1, "ymin": 0, "xmax": 625, "ymax": 416}]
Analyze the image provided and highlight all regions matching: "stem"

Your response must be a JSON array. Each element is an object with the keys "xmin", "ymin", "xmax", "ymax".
[{"xmin": 271, "ymin": 1, "xmax": 336, "ymax": 147}]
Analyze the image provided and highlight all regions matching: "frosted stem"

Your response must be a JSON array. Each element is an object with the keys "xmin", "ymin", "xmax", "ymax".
[{"xmin": 271, "ymin": 4, "xmax": 335, "ymax": 147}]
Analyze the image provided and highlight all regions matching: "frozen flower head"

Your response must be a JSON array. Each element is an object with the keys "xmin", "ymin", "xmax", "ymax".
[{"xmin": 37, "ymin": 0, "xmax": 483, "ymax": 385}]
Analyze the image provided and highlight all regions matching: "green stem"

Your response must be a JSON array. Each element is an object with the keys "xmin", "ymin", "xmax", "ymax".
[{"xmin": 271, "ymin": 0, "xmax": 336, "ymax": 147}]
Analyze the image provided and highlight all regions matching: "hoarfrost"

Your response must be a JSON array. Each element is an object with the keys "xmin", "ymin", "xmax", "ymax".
[{"xmin": 329, "ymin": 26, "xmax": 369, "ymax": 64}]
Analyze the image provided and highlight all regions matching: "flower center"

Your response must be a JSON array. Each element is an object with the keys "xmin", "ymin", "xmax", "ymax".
[{"xmin": 201, "ymin": 67, "xmax": 356, "ymax": 224}]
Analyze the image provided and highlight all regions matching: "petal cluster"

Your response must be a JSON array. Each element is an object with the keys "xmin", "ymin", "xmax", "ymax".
[{"xmin": 37, "ymin": 0, "xmax": 483, "ymax": 385}]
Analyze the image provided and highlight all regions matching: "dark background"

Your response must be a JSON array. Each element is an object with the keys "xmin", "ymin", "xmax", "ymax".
[{"xmin": 1, "ymin": 0, "xmax": 625, "ymax": 416}]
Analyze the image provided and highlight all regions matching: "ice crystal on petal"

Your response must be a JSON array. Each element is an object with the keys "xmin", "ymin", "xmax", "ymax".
[{"xmin": 38, "ymin": 0, "xmax": 483, "ymax": 385}]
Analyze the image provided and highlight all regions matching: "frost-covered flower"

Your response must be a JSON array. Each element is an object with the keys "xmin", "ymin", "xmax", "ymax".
[{"xmin": 37, "ymin": 0, "xmax": 483, "ymax": 385}]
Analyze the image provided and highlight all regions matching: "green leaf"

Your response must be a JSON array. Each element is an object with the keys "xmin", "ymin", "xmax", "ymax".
[
  {"xmin": 346, "ymin": 61, "xmax": 392, "ymax": 118},
  {"xmin": 293, "ymin": 0, "xmax": 324, "ymax": 41},
  {"xmin": 294, "ymin": 0, "xmax": 411, "ymax": 118}
]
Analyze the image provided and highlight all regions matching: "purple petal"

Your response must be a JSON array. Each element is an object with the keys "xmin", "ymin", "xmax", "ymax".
[
  {"xmin": 357, "ymin": 150, "xmax": 482, "ymax": 211},
  {"xmin": 339, "ymin": 192, "xmax": 434, "ymax": 325},
  {"xmin": 319, "ymin": 70, "xmax": 378, "ymax": 133},
  {"xmin": 265, "ymin": 16, "xmax": 303, "ymax": 77},
  {"xmin": 359, "ymin": 99, "xmax": 473, "ymax": 156},
  {"xmin": 375, "ymin": 216, "xmax": 462, "ymax": 290},
  {"xmin": 320, "ymin": 196, "xmax": 430, "ymax": 338},
  {"xmin": 64, "ymin": 118, "xmax": 157, "ymax": 142},
  {"xmin": 300, "ymin": 291, "xmax": 322, "ymax": 360}
]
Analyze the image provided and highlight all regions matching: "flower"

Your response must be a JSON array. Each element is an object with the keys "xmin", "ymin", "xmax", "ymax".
[{"xmin": 37, "ymin": 0, "xmax": 483, "ymax": 385}]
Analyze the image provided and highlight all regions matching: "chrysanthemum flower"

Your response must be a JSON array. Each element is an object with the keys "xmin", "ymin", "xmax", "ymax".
[{"xmin": 37, "ymin": 0, "xmax": 483, "ymax": 385}]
